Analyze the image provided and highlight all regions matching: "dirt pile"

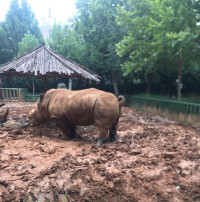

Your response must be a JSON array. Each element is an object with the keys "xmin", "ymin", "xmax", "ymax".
[{"xmin": 0, "ymin": 102, "xmax": 199, "ymax": 202}]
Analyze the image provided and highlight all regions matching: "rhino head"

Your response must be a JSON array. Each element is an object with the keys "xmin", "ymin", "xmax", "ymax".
[{"xmin": 28, "ymin": 94, "xmax": 46, "ymax": 126}]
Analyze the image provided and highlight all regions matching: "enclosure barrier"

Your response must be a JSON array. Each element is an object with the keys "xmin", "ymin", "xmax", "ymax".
[
  {"xmin": 26, "ymin": 94, "xmax": 40, "ymax": 102},
  {"xmin": 125, "ymin": 95, "xmax": 200, "ymax": 115},
  {"xmin": 0, "ymin": 88, "xmax": 28, "ymax": 102}
]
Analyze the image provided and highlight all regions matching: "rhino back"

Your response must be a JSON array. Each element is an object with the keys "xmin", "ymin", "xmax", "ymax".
[
  {"xmin": 47, "ymin": 89, "xmax": 99, "ymax": 125},
  {"xmin": 44, "ymin": 88, "xmax": 120, "ymax": 127}
]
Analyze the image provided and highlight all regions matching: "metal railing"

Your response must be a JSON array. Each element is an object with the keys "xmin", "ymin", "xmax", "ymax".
[{"xmin": 125, "ymin": 95, "xmax": 200, "ymax": 115}]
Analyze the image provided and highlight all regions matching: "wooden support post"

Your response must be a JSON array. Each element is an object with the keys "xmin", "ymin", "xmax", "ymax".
[
  {"xmin": 43, "ymin": 76, "xmax": 47, "ymax": 93},
  {"xmin": 69, "ymin": 78, "xmax": 72, "ymax": 90},
  {"xmin": 32, "ymin": 78, "xmax": 35, "ymax": 96},
  {"xmin": 0, "ymin": 77, "xmax": 2, "ymax": 100}
]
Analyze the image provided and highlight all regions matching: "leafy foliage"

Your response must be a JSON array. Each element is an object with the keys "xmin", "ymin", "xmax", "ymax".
[
  {"xmin": 0, "ymin": 0, "xmax": 43, "ymax": 91},
  {"xmin": 73, "ymin": 0, "xmax": 127, "ymax": 95},
  {"xmin": 0, "ymin": 22, "xmax": 13, "ymax": 65},
  {"xmin": 0, "ymin": 0, "xmax": 43, "ymax": 64},
  {"xmin": 18, "ymin": 31, "xmax": 40, "ymax": 57},
  {"xmin": 1, "ymin": 0, "xmax": 200, "ymax": 97},
  {"xmin": 48, "ymin": 24, "xmax": 87, "ymax": 65},
  {"xmin": 116, "ymin": 0, "xmax": 200, "ymax": 97}
]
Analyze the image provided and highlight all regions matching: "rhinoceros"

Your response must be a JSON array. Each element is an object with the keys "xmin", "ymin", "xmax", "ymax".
[{"xmin": 29, "ymin": 88, "xmax": 125, "ymax": 146}]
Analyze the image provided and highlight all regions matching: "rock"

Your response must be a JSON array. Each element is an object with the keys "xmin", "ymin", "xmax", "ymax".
[
  {"xmin": 2, "ymin": 116, "xmax": 30, "ymax": 129},
  {"xmin": 166, "ymin": 189, "xmax": 173, "ymax": 194},
  {"xmin": 80, "ymin": 187, "xmax": 89, "ymax": 196},
  {"xmin": 162, "ymin": 153, "xmax": 175, "ymax": 159},
  {"xmin": 0, "ymin": 108, "xmax": 9, "ymax": 123},
  {"xmin": 13, "ymin": 129, "xmax": 23, "ymax": 135},
  {"xmin": 0, "ymin": 103, "xmax": 5, "ymax": 108},
  {"xmin": 3, "ymin": 120, "xmax": 19, "ymax": 128},
  {"xmin": 130, "ymin": 149, "xmax": 141, "ymax": 155}
]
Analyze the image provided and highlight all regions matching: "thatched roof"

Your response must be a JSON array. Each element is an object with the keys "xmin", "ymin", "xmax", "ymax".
[{"xmin": 0, "ymin": 45, "xmax": 100, "ymax": 82}]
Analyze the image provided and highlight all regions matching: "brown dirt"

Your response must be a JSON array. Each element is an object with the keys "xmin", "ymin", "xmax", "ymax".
[{"xmin": 0, "ymin": 102, "xmax": 200, "ymax": 202}]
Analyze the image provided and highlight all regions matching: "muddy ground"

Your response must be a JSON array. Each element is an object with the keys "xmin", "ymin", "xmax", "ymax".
[{"xmin": 0, "ymin": 102, "xmax": 199, "ymax": 202}]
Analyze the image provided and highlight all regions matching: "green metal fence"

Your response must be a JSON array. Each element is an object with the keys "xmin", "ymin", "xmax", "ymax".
[
  {"xmin": 125, "ymin": 95, "xmax": 200, "ymax": 115},
  {"xmin": 26, "ymin": 94, "xmax": 40, "ymax": 102}
]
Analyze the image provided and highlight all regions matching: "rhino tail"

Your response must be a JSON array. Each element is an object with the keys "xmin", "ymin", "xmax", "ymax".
[{"xmin": 118, "ymin": 95, "xmax": 125, "ymax": 106}]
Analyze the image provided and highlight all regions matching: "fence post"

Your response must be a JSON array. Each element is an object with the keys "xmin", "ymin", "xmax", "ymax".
[{"xmin": 17, "ymin": 89, "xmax": 23, "ymax": 101}]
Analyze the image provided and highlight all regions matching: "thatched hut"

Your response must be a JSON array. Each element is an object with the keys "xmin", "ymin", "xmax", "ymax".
[{"xmin": 0, "ymin": 45, "xmax": 100, "ymax": 92}]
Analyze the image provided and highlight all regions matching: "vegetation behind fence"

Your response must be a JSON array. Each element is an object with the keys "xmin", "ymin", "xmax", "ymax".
[
  {"xmin": 125, "ymin": 95, "xmax": 200, "ymax": 115},
  {"xmin": 26, "ymin": 94, "xmax": 40, "ymax": 102}
]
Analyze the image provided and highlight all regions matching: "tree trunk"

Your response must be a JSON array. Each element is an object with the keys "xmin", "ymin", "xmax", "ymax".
[
  {"xmin": 177, "ymin": 59, "xmax": 182, "ymax": 101},
  {"xmin": 112, "ymin": 72, "xmax": 119, "ymax": 96},
  {"xmin": 146, "ymin": 73, "xmax": 152, "ymax": 94}
]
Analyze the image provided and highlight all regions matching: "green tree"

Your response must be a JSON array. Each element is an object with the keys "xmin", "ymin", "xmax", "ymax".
[
  {"xmin": 1, "ymin": 31, "xmax": 41, "ymax": 92},
  {"xmin": 0, "ymin": 22, "xmax": 13, "ymax": 64},
  {"xmin": 1, "ymin": 0, "xmax": 43, "ymax": 63},
  {"xmin": 116, "ymin": 0, "xmax": 200, "ymax": 99},
  {"xmin": 75, "ymin": 0, "xmax": 126, "ymax": 95},
  {"xmin": 0, "ymin": 0, "xmax": 43, "ymax": 91},
  {"xmin": 48, "ymin": 24, "xmax": 87, "ymax": 65},
  {"xmin": 18, "ymin": 31, "xmax": 40, "ymax": 56},
  {"xmin": 162, "ymin": 0, "xmax": 200, "ymax": 100}
]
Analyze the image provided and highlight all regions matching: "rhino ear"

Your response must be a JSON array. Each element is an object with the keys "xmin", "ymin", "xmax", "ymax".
[{"xmin": 39, "ymin": 94, "xmax": 44, "ymax": 102}]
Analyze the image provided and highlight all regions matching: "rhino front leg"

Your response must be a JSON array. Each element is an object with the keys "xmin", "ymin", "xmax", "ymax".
[
  {"xmin": 68, "ymin": 125, "xmax": 76, "ymax": 139},
  {"xmin": 57, "ymin": 123, "xmax": 70, "ymax": 140},
  {"xmin": 97, "ymin": 127, "xmax": 108, "ymax": 146},
  {"xmin": 51, "ymin": 117, "xmax": 70, "ymax": 140}
]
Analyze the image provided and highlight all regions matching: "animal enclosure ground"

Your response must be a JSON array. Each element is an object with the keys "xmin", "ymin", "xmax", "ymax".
[{"xmin": 0, "ymin": 102, "xmax": 199, "ymax": 202}]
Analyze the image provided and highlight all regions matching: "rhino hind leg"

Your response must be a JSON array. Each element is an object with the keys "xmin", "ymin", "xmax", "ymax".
[
  {"xmin": 109, "ymin": 125, "xmax": 117, "ymax": 141},
  {"xmin": 109, "ymin": 116, "xmax": 119, "ymax": 141},
  {"xmin": 97, "ymin": 127, "xmax": 108, "ymax": 146}
]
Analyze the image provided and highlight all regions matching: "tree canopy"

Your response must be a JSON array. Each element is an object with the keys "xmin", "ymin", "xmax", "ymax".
[
  {"xmin": 116, "ymin": 0, "xmax": 200, "ymax": 98},
  {"xmin": 48, "ymin": 24, "xmax": 87, "ymax": 65},
  {"xmin": 1, "ymin": 0, "xmax": 200, "ymax": 98},
  {"xmin": 18, "ymin": 31, "xmax": 40, "ymax": 57},
  {"xmin": 0, "ymin": 0, "xmax": 43, "ymax": 64},
  {"xmin": 73, "ymin": 0, "xmax": 127, "ymax": 95}
]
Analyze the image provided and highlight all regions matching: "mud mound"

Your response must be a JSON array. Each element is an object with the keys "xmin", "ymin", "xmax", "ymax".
[{"xmin": 0, "ymin": 102, "xmax": 199, "ymax": 201}]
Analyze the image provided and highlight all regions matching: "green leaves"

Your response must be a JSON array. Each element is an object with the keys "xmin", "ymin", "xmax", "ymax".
[
  {"xmin": 116, "ymin": 0, "xmax": 200, "ymax": 76},
  {"xmin": 18, "ymin": 31, "xmax": 40, "ymax": 57},
  {"xmin": 0, "ymin": 0, "xmax": 43, "ymax": 64},
  {"xmin": 75, "ymin": 0, "xmax": 125, "ymax": 72},
  {"xmin": 0, "ymin": 22, "xmax": 13, "ymax": 64},
  {"xmin": 48, "ymin": 23, "xmax": 88, "ymax": 65}
]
